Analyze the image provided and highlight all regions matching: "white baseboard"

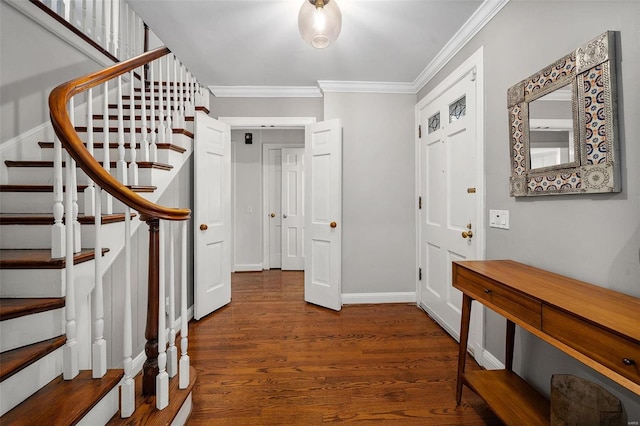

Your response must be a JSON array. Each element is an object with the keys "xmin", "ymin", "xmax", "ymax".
[
  {"xmin": 234, "ymin": 263, "xmax": 264, "ymax": 272},
  {"xmin": 481, "ymin": 349, "xmax": 504, "ymax": 370},
  {"xmin": 342, "ymin": 292, "xmax": 416, "ymax": 304}
]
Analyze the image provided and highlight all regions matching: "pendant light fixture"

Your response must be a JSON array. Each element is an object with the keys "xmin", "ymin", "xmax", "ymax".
[{"xmin": 298, "ymin": 0, "xmax": 342, "ymax": 49}]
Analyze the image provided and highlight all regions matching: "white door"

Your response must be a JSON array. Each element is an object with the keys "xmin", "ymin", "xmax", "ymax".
[
  {"xmin": 194, "ymin": 113, "xmax": 231, "ymax": 320},
  {"xmin": 304, "ymin": 119, "xmax": 342, "ymax": 311},
  {"xmin": 281, "ymin": 148, "xmax": 305, "ymax": 270},
  {"xmin": 418, "ymin": 67, "xmax": 482, "ymax": 344},
  {"xmin": 267, "ymin": 148, "xmax": 283, "ymax": 268}
]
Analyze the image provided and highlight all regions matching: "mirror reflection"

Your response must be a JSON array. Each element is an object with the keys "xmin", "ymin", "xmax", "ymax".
[{"xmin": 528, "ymin": 84, "xmax": 574, "ymax": 169}]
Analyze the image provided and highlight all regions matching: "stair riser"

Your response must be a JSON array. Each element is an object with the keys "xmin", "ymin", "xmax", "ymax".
[
  {"xmin": 6, "ymin": 166, "xmax": 93, "ymax": 185},
  {"xmin": 0, "ymin": 309, "xmax": 64, "ymax": 353},
  {"xmin": 0, "ymin": 269, "xmax": 65, "ymax": 297},
  {"xmin": 40, "ymin": 146, "xmax": 185, "ymax": 167},
  {"xmin": 0, "ymin": 191, "xmax": 134, "ymax": 215},
  {"xmin": 0, "ymin": 221, "xmax": 126, "ymax": 250},
  {"xmin": 88, "ymin": 119, "xmax": 193, "ymax": 132},
  {"xmin": 76, "ymin": 386, "xmax": 119, "ymax": 426},
  {"xmin": 0, "ymin": 348, "xmax": 63, "ymax": 416}
]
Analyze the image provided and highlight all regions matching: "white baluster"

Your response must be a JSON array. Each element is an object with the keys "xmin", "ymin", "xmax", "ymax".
[
  {"xmin": 69, "ymin": 97, "xmax": 81, "ymax": 253},
  {"xmin": 110, "ymin": 0, "xmax": 118, "ymax": 57},
  {"xmin": 68, "ymin": 0, "xmax": 76, "ymax": 25},
  {"xmin": 116, "ymin": 75, "xmax": 127, "ymax": 185},
  {"xmin": 157, "ymin": 220, "xmax": 169, "ymax": 410},
  {"xmin": 92, "ymin": 185, "xmax": 106, "ymax": 378},
  {"xmin": 150, "ymin": 59, "xmax": 158, "ymax": 162},
  {"xmin": 81, "ymin": 0, "xmax": 88, "ymax": 34},
  {"xmin": 122, "ymin": 2, "xmax": 129, "ymax": 59},
  {"xmin": 128, "ymin": 71, "xmax": 138, "ymax": 185},
  {"xmin": 84, "ymin": 88, "xmax": 95, "ymax": 216},
  {"xmin": 102, "ymin": 81, "xmax": 113, "ymax": 214},
  {"xmin": 183, "ymin": 71, "xmax": 192, "ymax": 119},
  {"xmin": 165, "ymin": 53, "xmax": 173, "ymax": 145},
  {"xmin": 90, "ymin": 0, "xmax": 97, "ymax": 40},
  {"xmin": 172, "ymin": 56, "xmax": 180, "ymax": 130},
  {"xmin": 179, "ymin": 220, "xmax": 190, "ymax": 389},
  {"xmin": 157, "ymin": 56, "xmax": 166, "ymax": 144},
  {"xmin": 178, "ymin": 62, "xmax": 185, "ymax": 129},
  {"xmin": 102, "ymin": 0, "xmax": 110, "ymax": 52},
  {"xmin": 63, "ymin": 151, "xmax": 79, "ymax": 380},
  {"xmin": 167, "ymin": 222, "xmax": 177, "ymax": 378},
  {"xmin": 121, "ymin": 206, "xmax": 135, "ymax": 417},
  {"xmin": 56, "ymin": 0, "xmax": 66, "ymax": 20},
  {"xmin": 52, "ymin": 134, "xmax": 65, "ymax": 258},
  {"xmin": 140, "ymin": 61, "xmax": 149, "ymax": 162}
]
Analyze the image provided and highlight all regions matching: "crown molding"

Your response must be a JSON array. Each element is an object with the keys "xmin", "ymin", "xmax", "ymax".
[
  {"xmin": 317, "ymin": 80, "xmax": 415, "ymax": 94},
  {"xmin": 217, "ymin": 116, "xmax": 316, "ymax": 129},
  {"xmin": 412, "ymin": 0, "xmax": 510, "ymax": 93},
  {"xmin": 209, "ymin": 86, "xmax": 322, "ymax": 98}
]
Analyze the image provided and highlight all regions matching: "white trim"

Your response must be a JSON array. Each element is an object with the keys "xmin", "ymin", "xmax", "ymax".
[
  {"xmin": 318, "ymin": 80, "xmax": 415, "ymax": 94},
  {"xmin": 171, "ymin": 393, "xmax": 193, "ymax": 426},
  {"xmin": 412, "ymin": 0, "xmax": 509, "ymax": 93},
  {"xmin": 4, "ymin": 0, "xmax": 115, "ymax": 68},
  {"xmin": 218, "ymin": 117, "xmax": 316, "ymax": 129},
  {"xmin": 342, "ymin": 292, "xmax": 416, "ymax": 305},
  {"xmin": 234, "ymin": 263, "xmax": 264, "ymax": 272},
  {"xmin": 210, "ymin": 86, "xmax": 322, "ymax": 98},
  {"xmin": 481, "ymin": 349, "xmax": 505, "ymax": 370}
]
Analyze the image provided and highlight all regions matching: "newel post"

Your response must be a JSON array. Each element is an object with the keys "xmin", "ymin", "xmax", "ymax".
[{"xmin": 142, "ymin": 216, "xmax": 160, "ymax": 396}]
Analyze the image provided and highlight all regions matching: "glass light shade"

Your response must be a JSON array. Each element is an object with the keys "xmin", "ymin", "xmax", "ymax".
[{"xmin": 298, "ymin": 0, "xmax": 342, "ymax": 49}]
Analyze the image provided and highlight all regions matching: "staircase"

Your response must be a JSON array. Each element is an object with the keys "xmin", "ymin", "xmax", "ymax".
[{"xmin": 0, "ymin": 39, "xmax": 207, "ymax": 423}]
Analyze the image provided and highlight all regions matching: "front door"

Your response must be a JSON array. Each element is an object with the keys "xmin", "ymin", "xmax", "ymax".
[
  {"xmin": 417, "ymin": 62, "xmax": 482, "ymax": 348},
  {"xmin": 194, "ymin": 112, "xmax": 231, "ymax": 320},
  {"xmin": 304, "ymin": 119, "xmax": 342, "ymax": 311},
  {"xmin": 281, "ymin": 148, "xmax": 305, "ymax": 270}
]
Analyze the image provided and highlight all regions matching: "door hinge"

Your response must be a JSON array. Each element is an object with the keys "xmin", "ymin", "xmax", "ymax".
[
  {"xmin": 418, "ymin": 196, "xmax": 422, "ymax": 209},
  {"xmin": 418, "ymin": 124, "xmax": 422, "ymax": 138},
  {"xmin": 419, "ymin": 267, "xmax": 422, "ymax": 281}
]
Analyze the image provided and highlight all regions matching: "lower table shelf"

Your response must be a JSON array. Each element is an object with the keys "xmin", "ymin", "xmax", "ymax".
[{"xmin": 462, "ymin": 370, "xmax": 550, "ymax": 426}]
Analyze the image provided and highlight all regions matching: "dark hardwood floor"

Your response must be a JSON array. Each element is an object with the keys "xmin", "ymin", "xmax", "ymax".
[{"xmin": 187, "ymin": 270, "xmax": 501, "ymax": 425}]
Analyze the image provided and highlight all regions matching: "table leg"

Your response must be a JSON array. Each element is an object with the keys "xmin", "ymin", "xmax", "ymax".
[
  {"xmin": 456, "ymin": 294, "xmax": 473, "ymax": 405},
  {"xmin": 505, "ymin": 319, "xmax": 515, "ymax": 371}
]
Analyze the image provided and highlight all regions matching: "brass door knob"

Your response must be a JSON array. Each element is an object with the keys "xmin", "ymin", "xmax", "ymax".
[
  {"xmin": 270, "ymin": 213, "xmax": 276, "ymax": 218},
  {"xmin": 330, "ymin": 221, "xmax": 337, "ymax": 228},
  {"xmin": 200, "ymin": 224, "xmax": 208, "ymax": 231},
  {"xmin": 461, "ymin": 223, "xmax": 473, "ymax": 239}
]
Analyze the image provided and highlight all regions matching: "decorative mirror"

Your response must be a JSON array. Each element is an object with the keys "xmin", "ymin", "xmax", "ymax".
[{"xmin": 508, "ymin": 31, "xmax": 620, "ymax": 196}]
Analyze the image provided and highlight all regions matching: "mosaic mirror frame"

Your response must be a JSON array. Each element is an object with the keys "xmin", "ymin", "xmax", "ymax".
[{"xmin": 507, "ymin": 31, "xmax": 620, "ymax": 196}]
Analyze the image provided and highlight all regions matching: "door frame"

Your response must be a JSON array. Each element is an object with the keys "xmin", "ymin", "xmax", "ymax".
[
  {"xmin": 262, "ymin": 143, "xmax": 304, "ymax": 269},
  {"xmin": 218, "ymin": 117, "xmax": 316, "ymax": 272},
  {"xmin": 415, "ymin": 46, "xmax": 486, "ymax": 364}
]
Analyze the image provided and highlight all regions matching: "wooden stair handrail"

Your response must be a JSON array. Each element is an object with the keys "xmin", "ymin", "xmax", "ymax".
[{"xmin": 49, "ymin": 46, "xmax": 190, "ymax": 221}]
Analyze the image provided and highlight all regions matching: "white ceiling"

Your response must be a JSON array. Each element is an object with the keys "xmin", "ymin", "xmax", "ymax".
[{"xmin": 128, "ymin": 0, "xmax": 503, "ymax": 96}]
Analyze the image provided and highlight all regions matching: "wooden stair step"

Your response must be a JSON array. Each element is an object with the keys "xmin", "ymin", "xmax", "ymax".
[
  {"xmin": 106, "ymin": 103, "xmax": 208, "ymax": 115},
  {"xmin": 90, "ymin": 114, "xmax": 194, "ymax": 124},
  {"xmin": 74, "ymin": 126, "xmax": 194, "ymax": 139},
  {"xmin": 0, "ymin": 369, "xmax": 123, "ymax": 425},
  {"xmin": 5, "ymin": 160, "xmax": 173, "ymax": 171},
  {"xmin": 38, "ymin": 141, "xmax": 187, "ymax": 154},
  {"xmin": 0, "ymin": 184, "xmax": 156, "ymax": 193},
  {"xmin": 0, "ymin": 212, "xmax": 136, "ymax": 225},
  {"xmin": 0, "ymin": 335, "xmax": 66, "ymax": 382},
  {"xmin": 0, "ymin": 297, "xmax": 65, "ymax": 321},
  {"xmin": 107, "ymin": 366, "xmax": 197, "ymax": 425},
  {"xmin": 0, "ymin": 248, "xmax": 109, "ymax": 269}
]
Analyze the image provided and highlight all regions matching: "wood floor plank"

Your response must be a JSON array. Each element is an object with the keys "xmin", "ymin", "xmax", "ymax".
[{"xmin": 186, "ymin": 270, "xmax": 501, "ymax": 425}]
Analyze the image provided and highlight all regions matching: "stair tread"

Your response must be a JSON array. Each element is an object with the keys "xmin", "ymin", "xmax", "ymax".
[
  {"xmin": 5, "ymin": 160, "xmax": 173, "ymax": 170},
  {"xmin": 1, "ymin": 369, "xmax": 123, "ymax": 425},
  {"xmin": 107, "ymin": 366, "xmax": 197, "ymax": 425},
  {"xmin": 0, "ymin": 213, "xmax": 136, "ymax": 225},
  {"xmin": 38, "ymin": 141, "xmax": 187, "ymax": 154},
  {"xmin": 0, "ymin": 248, "xmax": 109, "ymax": 269},
  {"xmin": 0, "ymin": 184, "xmax": 156, "ymax": 193},
  {"xmin": 0, "ymin": 335, "xmax": 66, "ymax": 382},
  {"xmin": 0, "ymin": 297, "xmax": 65, "ymax": 321}
]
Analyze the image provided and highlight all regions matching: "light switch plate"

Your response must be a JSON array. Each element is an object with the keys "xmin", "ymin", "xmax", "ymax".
[{"xmin": 489, "ymin": 210, "xmax": 509, "ymax": 229}]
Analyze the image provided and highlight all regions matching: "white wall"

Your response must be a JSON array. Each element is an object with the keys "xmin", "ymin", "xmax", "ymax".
[
  {"xmin": 418, "ymin": 0, "xmax": 640, "ymax": 418},
  {"xmin": 324, "ymin": 93, "xmax": 416, "ymax": 297},
  {"xmin": 232, "ymin": 129, "xmax": 305, "ymax": 270}
]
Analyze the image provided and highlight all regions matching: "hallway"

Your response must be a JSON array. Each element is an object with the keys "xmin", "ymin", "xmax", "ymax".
[{"xmin": 186, "ymin": 270, "xmax": 500, "ymax": 425}]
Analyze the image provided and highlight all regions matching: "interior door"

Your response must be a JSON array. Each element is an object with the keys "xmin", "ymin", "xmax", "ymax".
[
  {"xmin": 281, "ymin": 148, "xmax": 305, "ymax": 270},
  {"xmin": 418, "ymin": 71, "xmax": 479, "ymax": 340},
  {"xmin": 304, "ymin": 119, "xmax": 342, "ymax": 311},
  {"xmin": 267, "ymin": 148, "xmax": 282, "ymax": 269},
  {"xmin": 194, "ymin": 113, "xmax": 231, "ymax": 320}
]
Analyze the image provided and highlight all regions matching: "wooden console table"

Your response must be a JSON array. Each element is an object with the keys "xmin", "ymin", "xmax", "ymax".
[{"xmin": 453, "ymin": 260, "xmax": 640, "ymax": 425}]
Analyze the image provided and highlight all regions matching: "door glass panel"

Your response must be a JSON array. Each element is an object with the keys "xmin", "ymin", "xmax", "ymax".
[
  {"xmin": 449, "ymin": 96, "xmax": 466, "ymax": 122},
  {"xmin": 428, "ymin": 112, "xmax": 440, "ymax": 134}
]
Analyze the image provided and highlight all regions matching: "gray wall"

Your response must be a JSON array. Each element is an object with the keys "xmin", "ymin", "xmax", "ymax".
[
  {"xmin": 324, "ymin": 93, "xmax": 416, "ymax": 295},
  {"xmin": 210, "ymin": 96, "xmax": 323, "ymax": 120},
  {"xmin": 0, "ymin": 2, "xmax": 105, "ymax": 143},
  {"xmin": 418, "ymin": 0, "xmax": 640, "ymax": 417},
  {"xmin": 231, "ymin": 128, "xmax": 305, "ymax": 269}
]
